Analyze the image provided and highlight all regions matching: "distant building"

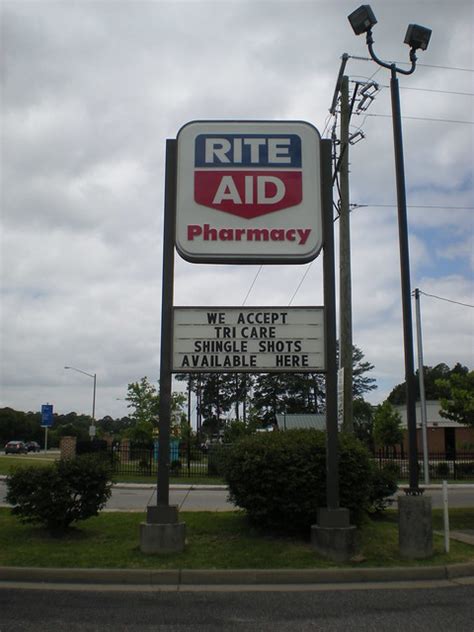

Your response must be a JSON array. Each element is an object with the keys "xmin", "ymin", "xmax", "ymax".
[
  {"xmin": 394, "ymin": 400, "xmax": 474, "ymax": 456},
  {"xmin": 275, "ymin": 413, "xmax": 326, "ymax": 431}
]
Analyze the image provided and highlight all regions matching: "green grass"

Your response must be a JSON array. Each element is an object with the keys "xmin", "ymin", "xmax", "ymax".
[
  {"xmin": 0, "ymin": 508, "xmax": 472, "ymax": 570},
  {"xmin": 0, "ymin": 454, "xmax": 56, "ymax": 474}
]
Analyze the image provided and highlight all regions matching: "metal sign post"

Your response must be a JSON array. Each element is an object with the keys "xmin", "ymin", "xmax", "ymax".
[
  {"xmin": 139, "ymin": 139, "xmax": 186, "ymax": 554},
  {"xmin": 41, "ymin": 403, "xmax": 54, "ymax": 453},
  {"xmin": 311, "ymin": 139, "xmax": 357, "ymax": 562},
  {"xmin": 140, "ymin": 125, "xmax": 355, "ymax": 561}
]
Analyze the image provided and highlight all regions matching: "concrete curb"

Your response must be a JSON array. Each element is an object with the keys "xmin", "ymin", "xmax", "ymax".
[{"xmin": 1, "ymin": 563, "xmax": 473, "ymax": 587}]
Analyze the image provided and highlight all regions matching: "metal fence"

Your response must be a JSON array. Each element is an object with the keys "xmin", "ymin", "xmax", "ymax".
[
  {"xmin": 104, "ymin": 443, "xmax": 230, "ymax": 479},
  {"xmin": 373, "ymin": 451, "xmax": 474, "ymax": 481},
  {"xmin": 81, "ymin": 443, "xmax": 474, "ymax": 481}
]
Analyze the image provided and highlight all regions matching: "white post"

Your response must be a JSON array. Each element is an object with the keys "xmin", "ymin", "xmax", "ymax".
[
  {"xmin": 443, "ymin": 479, "xmax": 450, "ymax": 553},
  {"xmin": 414, "ymin": 288, "xmax": 430, "ymax": 484}
]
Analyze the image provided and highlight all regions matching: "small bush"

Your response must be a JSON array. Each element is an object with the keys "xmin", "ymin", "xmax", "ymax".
[
  {"xmin": 170, "ymin": 459, "xmax": 182, "ymax": 474},
  {"xmin": 368, "ymin": 462, "xmax": 398, "ymax": 514},
  {"xmin": 6, "ymin": 454, "xmax": 112, "ymax": 533},
  {"xmin": 76, "ymin": 439, "xmax": 108, "ymax": 455},
  {"xmin": 207, "ymin": 445, "xmax": 229, "ymax": 476},
  {"xmin": 436, "ymin": 462, "xmax": 450, "ymax": 477},
  {"xmin": 224, "ymin": 429, "xmax": 374, "ymax": 533},
  {"xmin": 138, "ymin": 457, "xmax": 152, "ymax": 474},
  {"xmin": 455, "ymin": 462, "xmax": 474, "ymax": 478}
]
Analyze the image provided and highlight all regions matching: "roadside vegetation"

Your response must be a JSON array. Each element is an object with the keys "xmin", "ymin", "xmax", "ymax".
[
  {"xmin": 0, "ymin": 508, "xmax": 472, "ymax": 570},
  {"xmin": 6, "ymin": 454, "xmax": 112, "ymax": 533}
]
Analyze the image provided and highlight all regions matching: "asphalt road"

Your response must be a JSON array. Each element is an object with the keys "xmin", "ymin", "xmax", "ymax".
[
  {"xmin": 107, "ymin": 484, "xmax": 474, "ymax": 511},
  {"xmin": 0, "ymin": 480, "xmax": 473, "ymax": 511},
  {"xmin": 1, "ymin": 583, "xmax": 473, "ymax": 631}
]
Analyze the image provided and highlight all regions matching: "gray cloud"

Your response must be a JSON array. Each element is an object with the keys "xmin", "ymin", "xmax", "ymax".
[{"xmin": 1, "ymin": 0, "xmax": 472, "ymax": 417}]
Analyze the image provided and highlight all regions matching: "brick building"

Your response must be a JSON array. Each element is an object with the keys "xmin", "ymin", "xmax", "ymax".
[{"xmin": 395, "ymin": 400, "xmax": 474, "ymax": 456}]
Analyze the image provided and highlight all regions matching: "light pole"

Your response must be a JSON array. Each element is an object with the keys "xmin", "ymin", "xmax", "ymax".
[
  {"xmin": 64, "ymin": 366, "xmax": 97, "ymax": 438},
  {"xmin": 348, "ymin": 5, "xmax": 431, "ymax": 494}
]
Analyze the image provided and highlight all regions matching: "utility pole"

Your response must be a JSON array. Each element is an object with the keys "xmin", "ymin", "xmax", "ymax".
[
  {"xmin": 330, "ymin": 54, "xmax": 354, "ymax": 434},
  {"xmin": 339, "ymin": 74, "xmax": 354, "ymax": 433}
]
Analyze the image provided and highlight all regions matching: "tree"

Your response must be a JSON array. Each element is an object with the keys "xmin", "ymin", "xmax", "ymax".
[
  {"xmin": 387, "ymin": 362, "xmax": 469, "ymax": 405},
  {"xmin": 175, "ymin": 372, "xmax": 248, "ymax": 437},
  {"xmin": 0, "ymin": 408, "xmax": 40, "ymax": 444},
  {"xmin": 373, "ymin": 401, "xmax": 403, "ymax": 455},
  {"xmin": 352, "ymin": 398, "xmax": 374, "ymax": 450},
  {"xmin": 124, "ymin": 377, "xmax": 186, "ymax": 443},
  {"xmin": 436, "ymin": 370, "xmax": 474, "ymax": 427},
  {"xmin": 351, "ymin": 346, "xmax": 377, "ymax": 397},
  {"xmin": 251, "ymin": 372, "xmax": 324, "ymax": 423},
  {"xmin": 251, "ymin": 345, "xmax": 375, "ymax": 423},
  {"xmin": 126, "ymin": 377, "xmax": 159, "ymax": 424},
  {"xmin": 222, "ymin": 419, "xmax": 258, "ymax": 443}
]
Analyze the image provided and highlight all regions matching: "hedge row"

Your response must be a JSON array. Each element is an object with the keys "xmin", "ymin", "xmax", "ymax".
[{"xmin": 223, "ymin": 429, "xmax": 397, "ymax": 533}]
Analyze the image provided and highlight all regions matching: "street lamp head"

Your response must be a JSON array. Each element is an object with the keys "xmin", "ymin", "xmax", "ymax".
[
  {"xmin": 404, "ymin": 23, "xmax": 432, "ymax": 51},
  {"xmin": 348, "ymin": 5, "xmax": 377, "ymax": 35}
]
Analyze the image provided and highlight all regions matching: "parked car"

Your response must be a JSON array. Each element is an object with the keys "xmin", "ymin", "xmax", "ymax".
[
  {"xmin": 25, "ymin": 441, "xmax": 41, "ymax": 452},
  {"xmin": 4, "ymin": 441, "xmax": 28, "ymax": 454}
]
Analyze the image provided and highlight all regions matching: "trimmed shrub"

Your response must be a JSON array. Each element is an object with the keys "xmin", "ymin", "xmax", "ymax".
[
  {"xmin": 455, "ymin": 462, "xmax": 474, "ymax": 478},
  {"xmin": 223, "ymin": 429, "xmax": 373, "ymax": 533},
  {"xmin": 207, "ymin": 444, "xmax": 229, "ymax": 476},
  {"xmin": 367, "ymin": 462, "xmax": 398, "ymax": 514},
  {"xmin": 6, "ymin": 454, "xmax": 112, "ymax": 533},
  {"xmin": 76, "ymin": 439, "xmax": 108, "ymax": 455},
  {"xmin": 435, "ymin": 462, "xmax": 450, "ymax": 477},
  {"xmin": 170, "ymin": 459, "xmax": 182, "ymax": 474}
]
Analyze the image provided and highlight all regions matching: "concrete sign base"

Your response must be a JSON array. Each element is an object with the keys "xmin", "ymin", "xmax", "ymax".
[
  {"xmin": 398, "ymin": 494, "xmax": 433, "ymax": 559},
  {"xmin": 140, "ymin": 504, "xmax": 186, "ymax": 554},
  {"xmin": 140, "ymin": 522, "xmax": 186, "ymax": 554},
  {"xmin": 311, "ymin": 507, "xmax": 357, "ymax": 563}
]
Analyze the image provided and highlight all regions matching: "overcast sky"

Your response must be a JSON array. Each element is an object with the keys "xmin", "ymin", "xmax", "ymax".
[{"xmin": 1, "ymin": 0, "xmax": 473, "ymax": 422}]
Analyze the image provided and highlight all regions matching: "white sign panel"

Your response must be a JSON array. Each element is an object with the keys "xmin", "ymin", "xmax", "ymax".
[
  {"xmin": 175, "ymin": 121, "xmax": 322, "ymax": 264},
  {"xmin": 173, "ymin": 307, "xmax": 325, "ymax": 373}
]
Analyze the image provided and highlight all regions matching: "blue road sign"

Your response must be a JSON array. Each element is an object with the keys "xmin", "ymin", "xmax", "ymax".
[{"xmin": 41, "ymin": 404, "xmax": 54, "ymax": 428}]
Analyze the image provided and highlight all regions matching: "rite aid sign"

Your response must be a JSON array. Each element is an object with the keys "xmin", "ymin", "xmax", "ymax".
[{"xmin": 175, "ymin": 121, "xmax": 322, "ymax": 264}]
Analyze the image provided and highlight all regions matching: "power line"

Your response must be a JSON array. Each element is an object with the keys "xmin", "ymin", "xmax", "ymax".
[
  {"xmin": 364, "ymin": 113, "xmax": 473, "ymax": 125},
  {"xmin": 384, "ymin": 84, "xmax": 474, "ymax": 97},
  {"xmin": 417, "ymin": 290, "xmax": 474, "ymax": 309},
  {"xmin": 288, "ymin": 263, "xmax": 314, "ymax": 306},
  {"xmin": 416, "ymin": 63, "xmax": 474, "ymax": 72},
  {"xmin": 352, "ymin": 203, "xmax": 474, "ymax": 210},
  {"xmin": 242, "ymin": 266, "xmax": 262, "ymax": 306},
  {"xmin": 352, "ymin": 80, "xmax": 474, "ymax": 97},
  {"xmin": 348, "ymin": 55, "xmax": 474, "ymax": 73}
]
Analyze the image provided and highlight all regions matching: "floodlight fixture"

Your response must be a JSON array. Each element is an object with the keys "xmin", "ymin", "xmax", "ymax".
[
  {"xmin": 359, "ymin": 81, "xmax": 379, "ymax": 98},
  {"xmin": 356, "ymin": 94, "xmax": 374, "ymax": 112},
  {"xmin": 404, "ymin": 23, "xmax": 432, "ymax": 51},
  {"xmin": 348, "ymin": 130, "xmax": 365, "ymax": 145},
  {"xmin": 347, "ymin": 5, "xmax": 377, "ymax": 35}
]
